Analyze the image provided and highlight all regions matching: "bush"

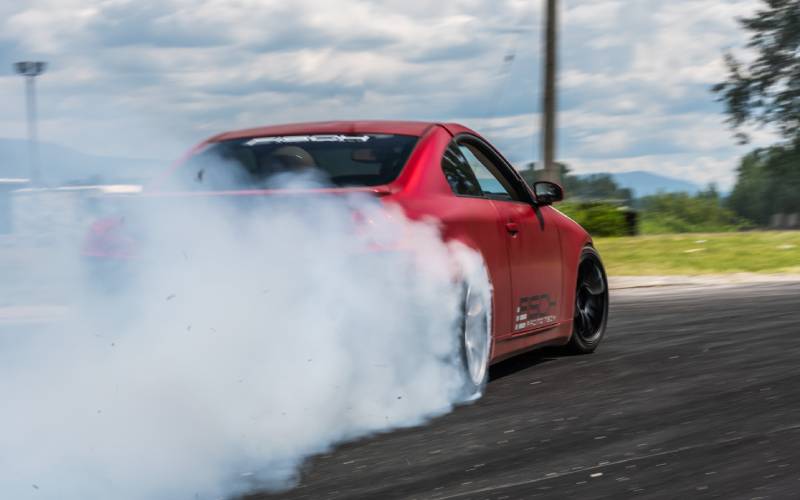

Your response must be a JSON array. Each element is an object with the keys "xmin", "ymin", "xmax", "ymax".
[
  {"xmin": 638, "ymin": 191, "xmax": 749, "ymax": 234},
  {"xmin": 558, "ymin": 202, "xmax": 630, "ymax": 237}
]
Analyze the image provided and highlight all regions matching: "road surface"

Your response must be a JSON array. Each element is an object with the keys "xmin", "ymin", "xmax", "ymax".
[{"xmin": 248, "ymin": 283, "xmax": 800, "ymax": 499}]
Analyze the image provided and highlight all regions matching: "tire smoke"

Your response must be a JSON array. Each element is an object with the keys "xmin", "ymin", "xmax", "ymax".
[{"xmin": 0, "ymin": 180, "xmax": 488, "ymax": 499}]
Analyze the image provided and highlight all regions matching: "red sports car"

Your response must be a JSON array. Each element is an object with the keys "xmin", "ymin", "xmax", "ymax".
[{"xmin": 85, "ymin": 121, "xmax": 608, "ymax": 396}]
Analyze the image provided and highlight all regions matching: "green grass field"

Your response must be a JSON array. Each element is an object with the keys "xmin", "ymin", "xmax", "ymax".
[{"xmin": 594, "ymin": 231, "xmax": 800, "ymax": 276}]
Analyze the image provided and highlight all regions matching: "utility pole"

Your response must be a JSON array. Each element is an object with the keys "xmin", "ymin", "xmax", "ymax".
[
  {"xmin": 13, "ymin": 61, "xmax": 47, "ymax": 186},
  {"xmin": 541, "ymin": 0, "xmax": 559, "ymax": 184}
]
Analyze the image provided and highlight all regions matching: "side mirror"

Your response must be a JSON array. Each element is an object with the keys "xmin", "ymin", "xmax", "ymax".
[{"xmin": 533, "ymin": 181, "xmax": 564, "ymax": 205}]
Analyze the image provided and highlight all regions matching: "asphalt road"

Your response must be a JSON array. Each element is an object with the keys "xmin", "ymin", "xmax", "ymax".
[{"xmin": 248, "ymin": 282, "xmax": 800, "ymax": 500}]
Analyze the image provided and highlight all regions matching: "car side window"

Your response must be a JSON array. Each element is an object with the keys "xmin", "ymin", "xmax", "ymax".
[
  {"xmin": 457, "ymin": 142, "xmax": 522, "ymax": 202},
  {"xmin": 441, "ymin": 143, "xmax": 483, "ymax": 197}
]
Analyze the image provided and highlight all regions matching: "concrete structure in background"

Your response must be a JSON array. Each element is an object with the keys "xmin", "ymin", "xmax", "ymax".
[
  {"xmin": 770, "ymin": 213, "xmax": 800, "ymax": 229},
  {"xmin": 9, "ymin": 185, "xmax": 141, "ymax": 246}
]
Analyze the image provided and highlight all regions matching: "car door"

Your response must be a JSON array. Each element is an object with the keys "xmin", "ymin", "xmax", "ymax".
[
  {"xmin": 456, "ymin": 137, "xmax": 564, "ymax": 338},
  {"xmin": 438, "ymin": 142, "xmax": 516, "ymax": 339}
]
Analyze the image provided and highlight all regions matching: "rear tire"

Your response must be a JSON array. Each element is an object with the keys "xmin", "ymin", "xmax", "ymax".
[
  {"xmin": 458, "ymin": 280, "xmax": 492, "ymax": 400},
  {"xmin": 565, "ymin": 246, "xmax": 609, "ymax": 354}
]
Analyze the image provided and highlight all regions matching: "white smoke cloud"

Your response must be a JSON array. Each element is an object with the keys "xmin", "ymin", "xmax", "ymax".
[{"xmin": 0, "ymin": 182, "xmax": 489, "ymax": 499}]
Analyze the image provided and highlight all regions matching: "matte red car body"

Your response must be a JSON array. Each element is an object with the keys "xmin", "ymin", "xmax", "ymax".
[{"xmin": 86, "ymin": 121, "xmax": 593, "ymax": 364}]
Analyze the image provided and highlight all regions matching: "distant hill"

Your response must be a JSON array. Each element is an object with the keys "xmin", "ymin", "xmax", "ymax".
[
  {"xmin": 0, "ymin": 138, "xmax": 160, "ymax": 185},
  {"xmin": 579, "ymin": 171, "xmax": 702, "ymax": 198}
]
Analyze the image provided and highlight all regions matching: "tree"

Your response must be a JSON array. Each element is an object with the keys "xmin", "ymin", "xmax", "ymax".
[
  {"xmin": 713, "ymin": 0, "xmax": 800, "ymax": 143},
  {"xmin": 727, "ymin": 145, "xmax": 800, "ymax": 224}
]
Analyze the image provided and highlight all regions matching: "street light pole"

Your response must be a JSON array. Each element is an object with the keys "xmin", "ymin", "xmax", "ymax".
[
  {"xmin": 14, "ymin": 61, "xmax": 46, "ymax": 186},
  {"xmin": 541, "ymin": 0, "xmax": 559, "ymax": 184}
]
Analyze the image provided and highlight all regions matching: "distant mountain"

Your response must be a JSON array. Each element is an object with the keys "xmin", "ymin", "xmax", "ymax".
[
  {"xmin": 582, "ymin": 171, "xmax": 702, "ymax": 198},
  {"xmin": 0, "ymin": 138, "xmax": 161, "ymax": 185}
]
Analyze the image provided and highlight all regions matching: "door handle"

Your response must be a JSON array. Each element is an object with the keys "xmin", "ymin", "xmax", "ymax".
[{"xmin": 505, "ymin": 221, "xmax": 520, "ymax": 236}]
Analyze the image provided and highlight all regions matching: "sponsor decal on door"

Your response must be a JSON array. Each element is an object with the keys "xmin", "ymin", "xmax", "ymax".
[{"xmin": 515, "ymin": 294, "xmax": 557, "ymax": 331}]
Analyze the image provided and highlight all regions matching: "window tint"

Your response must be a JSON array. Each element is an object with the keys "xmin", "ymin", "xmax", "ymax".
[
  {"xmin": 441, "ymin": 143, "xmax": 483, "ymax": 196},
  {"xmin": 177, "ymin": 134, "xmax": 418, "ymax": 190},
  {"xmin": 457, "ymin": 143, "xmax": 521, "ymax": 202}
]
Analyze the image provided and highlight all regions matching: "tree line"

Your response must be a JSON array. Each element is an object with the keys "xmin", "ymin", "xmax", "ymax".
[
  {"xmin": 521, "ymin": 164, "xmax": 745, "ymax": 236},
  {"xmin": 714, "ymin": 0, "xmax": 800, "ymax": 226}
]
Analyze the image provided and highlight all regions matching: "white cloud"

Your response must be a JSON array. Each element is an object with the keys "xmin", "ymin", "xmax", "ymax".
[
  {"xmin": 564, "ymin": 0, "xmax": 623, "ymax": 30},
  {"xmin": 578, "ymin": 129, "xmax": 631, "ymax": 156},
  {"xmin": 0, "ymin": 0, "xmax": 776, "ymax": 187}
]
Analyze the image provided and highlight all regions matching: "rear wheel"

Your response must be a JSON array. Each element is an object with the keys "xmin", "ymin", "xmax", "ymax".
[
  {"xmin": 566, "ymin": 247, "xmax": 609, "ymax": 354},
  {"xmin": 458, "ymin": 282, "xmax": 492, "ymax": 399}
]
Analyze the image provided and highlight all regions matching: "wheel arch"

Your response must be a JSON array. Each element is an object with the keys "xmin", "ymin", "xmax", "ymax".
[
  {"xmin": 553, "ymin": 210, "xmax": 594, "ymax": 324},
  {"xmin": 445, "ymin": 238, "xmax": 498, "ymax": 362},
  {"xmin": 565, "ymin": 245, "xmax": 609, "ymax": 353}
]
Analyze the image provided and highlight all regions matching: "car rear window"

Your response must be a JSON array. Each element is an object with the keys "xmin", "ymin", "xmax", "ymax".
[{"xmin": 177, "ymin": 134, "xmax": 419, "ymax": 190}]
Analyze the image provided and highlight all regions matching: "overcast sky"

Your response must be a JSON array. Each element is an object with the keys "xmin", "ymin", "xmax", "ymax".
[{"xmin": 0, "ymin": 0, "xmax": 776, "ymax": 188}]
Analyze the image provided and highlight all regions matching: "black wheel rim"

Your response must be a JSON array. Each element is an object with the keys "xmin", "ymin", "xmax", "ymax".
[{"xmin": 574, "ymin": 257, "xmax": 607, "ymax": 343}]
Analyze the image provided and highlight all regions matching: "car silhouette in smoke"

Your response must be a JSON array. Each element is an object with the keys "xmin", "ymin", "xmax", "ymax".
[{"xmin": 84, "ymin": 121, "xmax": 608, "ymax": 396}]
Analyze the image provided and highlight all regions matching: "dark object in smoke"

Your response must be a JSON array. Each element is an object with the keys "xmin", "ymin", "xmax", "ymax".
[{"xmin": 351, "ymin": 148, "xmax": 378, "ymax": 163}]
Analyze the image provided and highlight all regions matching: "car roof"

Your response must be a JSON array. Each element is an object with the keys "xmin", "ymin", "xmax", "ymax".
[{"xmin": 211, "ymin": 121, "xmax": 444, "ymax": 142}]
